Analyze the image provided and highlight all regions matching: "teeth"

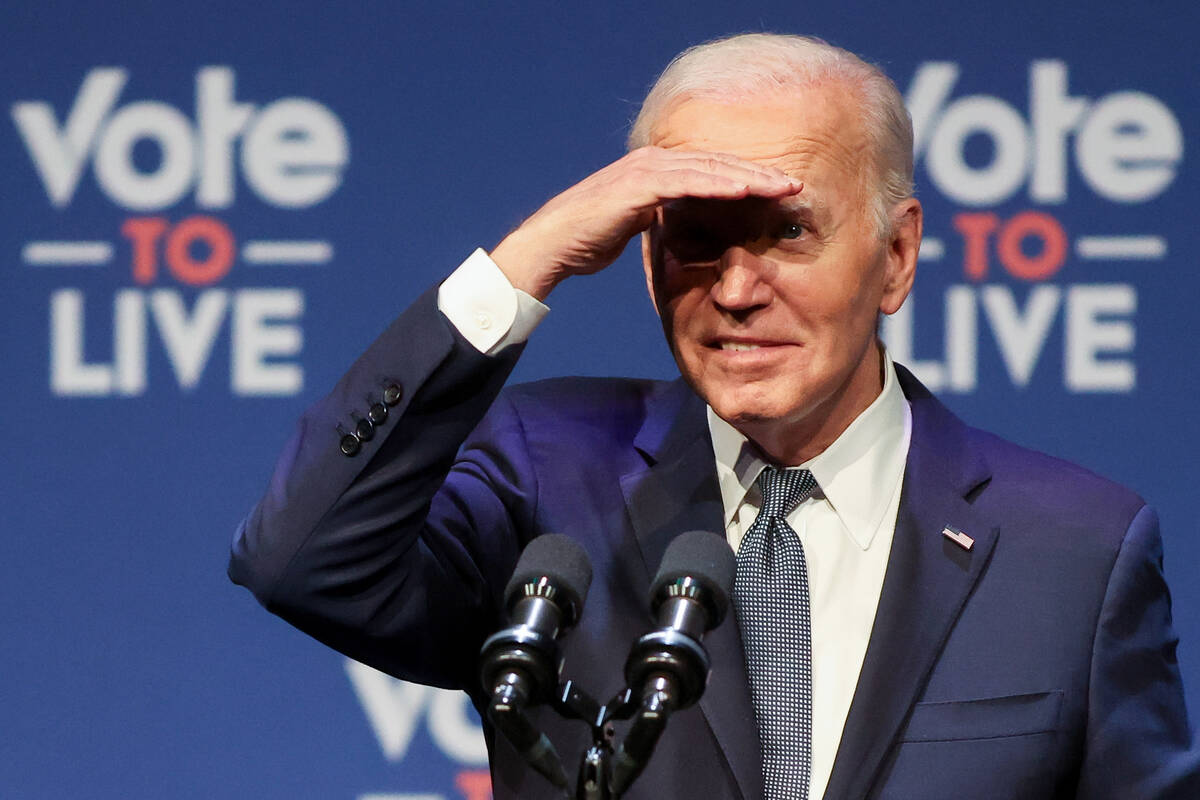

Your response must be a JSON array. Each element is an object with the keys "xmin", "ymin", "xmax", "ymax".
[{"xmin": 721, "ymin": 343, "xmax": 760, "ymax": 351}]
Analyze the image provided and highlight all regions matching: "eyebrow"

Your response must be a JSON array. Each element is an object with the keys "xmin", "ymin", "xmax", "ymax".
[{"xmin": 775, "ymin": 193, "xmax": 828, "ymax": 216}]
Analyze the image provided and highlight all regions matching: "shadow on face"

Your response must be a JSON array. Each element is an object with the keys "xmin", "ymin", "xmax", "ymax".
[{"xmin": 657, "ymin": 197, "xmax": 814, "ymax": 265}]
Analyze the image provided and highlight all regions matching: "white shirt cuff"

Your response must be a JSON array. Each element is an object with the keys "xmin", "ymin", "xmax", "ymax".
[{"xmin": 437, "ymin": 248, "xmax": 549, "ymax": 355}]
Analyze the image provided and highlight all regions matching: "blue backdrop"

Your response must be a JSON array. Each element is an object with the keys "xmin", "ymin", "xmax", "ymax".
[{"xmin": 3, "ymin": 2, "xmax": 1198, "ymax": 798}]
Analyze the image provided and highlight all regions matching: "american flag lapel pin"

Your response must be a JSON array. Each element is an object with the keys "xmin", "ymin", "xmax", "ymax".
[{"xmin": 942, "ymin": 525, "xmax": 975, "ymax": 551}]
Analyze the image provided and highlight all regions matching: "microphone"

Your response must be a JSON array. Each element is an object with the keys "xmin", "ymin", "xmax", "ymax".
[
  {"xmin": 612, "ymin": 531, "xmax": 735, "ymax": 795},
  {"xmin": 479, "ymin": 534, "xmax": 592, "ymax": 793}
]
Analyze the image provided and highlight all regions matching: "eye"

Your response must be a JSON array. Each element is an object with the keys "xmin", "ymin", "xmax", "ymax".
[{"xmin": 777, "ymin": 222, "xmax": 806, "ymax": 240}]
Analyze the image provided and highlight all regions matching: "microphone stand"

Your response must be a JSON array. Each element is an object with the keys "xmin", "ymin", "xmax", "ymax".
[
  {"xmin": 551, "ymin": 680, "xmax": 640, "ymax": 799},
  {"xmin": 497, "ymin": 586, "xmax": 718, "ymax": 797},
  {"xmin": 483, "ymin": 532, "xmax": 731, "ymax": 798}
]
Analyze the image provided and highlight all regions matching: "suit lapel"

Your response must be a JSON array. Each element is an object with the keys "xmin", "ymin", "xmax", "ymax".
[
  {"xmin": 620, "ymin": 379, "xmax": 763, "ymax": 800},
  {"xmin": 620, "ymin": 369, "xmax": 997, "ymax": 800},
  {"xmin": 822, "ymin": 366, "xmax": 998, "ymax": 800}
]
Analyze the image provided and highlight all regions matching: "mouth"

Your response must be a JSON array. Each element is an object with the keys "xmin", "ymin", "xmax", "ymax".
[
  {"xmin": 702, "ymin": 339, "xmax": 800, "ymax": 370},
  {"xmin": 709, "ymin": 338, "xmax": 794, "ymax": 351}
]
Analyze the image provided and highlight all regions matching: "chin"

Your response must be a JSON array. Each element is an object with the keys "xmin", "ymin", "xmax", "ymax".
[{"xmin": 705, "ymin": 385, "xmax": 798, "ymax": 427}]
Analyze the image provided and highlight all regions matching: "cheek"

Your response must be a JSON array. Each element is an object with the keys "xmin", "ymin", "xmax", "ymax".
[
  {"xmin": 806, "ymin": 255, "xmax": 886, "ymax": 327},
  {"xmin": 657, "ymin": 275, "xmax": 711, "ymax": 330},
  {"xmin": 809, "ymin": 299, "xmax": 874, "ymax": 350}
]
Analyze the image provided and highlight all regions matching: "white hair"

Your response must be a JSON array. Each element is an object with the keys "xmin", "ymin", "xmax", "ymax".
[{"xmin": 628, "ymin": 33, "xmax": 914, "ymax": 237}]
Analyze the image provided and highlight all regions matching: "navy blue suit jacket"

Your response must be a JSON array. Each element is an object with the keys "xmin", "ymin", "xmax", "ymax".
[{"xmin": 230, "ymin": 287, "xmax": 1198, "ymax": 799}]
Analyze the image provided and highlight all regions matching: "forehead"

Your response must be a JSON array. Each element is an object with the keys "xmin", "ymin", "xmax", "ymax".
[{"xmin": 648, "ymin": 83, "xmax": 871, "ymax": 202}]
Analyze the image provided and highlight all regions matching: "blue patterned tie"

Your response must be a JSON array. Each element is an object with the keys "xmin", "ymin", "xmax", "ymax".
[{"xmin": 734, "ymin": 466, "xmax": 818, "ymax": 800}]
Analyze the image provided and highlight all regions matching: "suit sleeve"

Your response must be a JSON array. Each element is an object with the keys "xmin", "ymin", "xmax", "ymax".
[
  {"xmin": 1076, "ymin": 504, "xmax": 1200, "ymax": 798},
  {"xmin": 228, "ymin": 285, "xmax": 539, "ymax": 692}
]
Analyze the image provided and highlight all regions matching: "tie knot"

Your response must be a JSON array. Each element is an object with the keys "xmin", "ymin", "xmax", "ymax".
[{"xmin": 755, "ymin": 467, "xmax": 817, "ymax": 520}]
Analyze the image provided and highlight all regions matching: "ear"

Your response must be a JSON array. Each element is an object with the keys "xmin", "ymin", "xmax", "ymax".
[
  {"xmin": 879, "ymin": 198, "xmax": 921, "ymax": 316},
  {"xmin": 641, "ymin": 225, "xmax": 661, "ymax": 317}
]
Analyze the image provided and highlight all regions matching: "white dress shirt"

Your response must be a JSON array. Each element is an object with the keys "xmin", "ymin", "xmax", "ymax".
[
  {"xmin": 707, "ymin": 353, "xmax": 911, "ymax": 799},
  {"xmin": 438, "ymin": 248, "xmax": 549, "ymax": 354},
  {"xmin": 439, "ymin": 249, "xmax": 913, "ymax": 799}
]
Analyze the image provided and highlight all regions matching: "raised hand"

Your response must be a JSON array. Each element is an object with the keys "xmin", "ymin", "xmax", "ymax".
[{"xmin": 490, "ymin": 146, "xmax": 802, "ymax": 300}]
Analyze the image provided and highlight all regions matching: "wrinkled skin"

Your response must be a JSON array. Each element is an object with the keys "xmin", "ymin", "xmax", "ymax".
[{"xmin": 490, "ymin": 81, "xmax": 921, "ymax": 464}]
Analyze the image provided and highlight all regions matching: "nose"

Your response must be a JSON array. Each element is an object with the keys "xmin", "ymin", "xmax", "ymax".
[{"xmin": 710, "ymin": 247, "xmax": 773, "ymax": 312}]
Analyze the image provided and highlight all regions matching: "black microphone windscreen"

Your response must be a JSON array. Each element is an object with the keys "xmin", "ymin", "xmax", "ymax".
[
  {"xmin": 504, "ymin": 534, "xmax": 593, "ymax": 620},
  {"xmin": 651, "ymin": 530, "xmax": 735, "ymax": 622}
]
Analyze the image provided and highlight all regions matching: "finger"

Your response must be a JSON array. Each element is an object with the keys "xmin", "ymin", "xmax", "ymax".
[
  {"xmin": 643, "ymin": 169, "xmax": 801, "ymax": 208},
  {"xmin": 641, "ymin": 168, "xmax": 800, "ymax": 206},
  {"xmin": 641, "ymin": 147, "xmax": 798, "ymax": 185},
  {"xmin": 667, "ymin": 158, "xmax": 802, "ymax": 199}
]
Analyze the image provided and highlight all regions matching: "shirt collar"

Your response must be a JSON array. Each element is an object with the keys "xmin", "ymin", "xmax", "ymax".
[{"xmin": 707, "ymin": 349, "xmax": 912, "ymax": 550}]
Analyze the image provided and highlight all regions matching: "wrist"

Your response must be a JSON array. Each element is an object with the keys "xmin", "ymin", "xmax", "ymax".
[{"xmin": 490, "ymin": 229, "xmax": 564, "ymax": 302}]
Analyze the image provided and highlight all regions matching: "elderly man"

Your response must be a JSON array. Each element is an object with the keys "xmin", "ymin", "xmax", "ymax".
[{"xmin": 230, "ymin": 34, "xmax": 1198, "ymax": 799}]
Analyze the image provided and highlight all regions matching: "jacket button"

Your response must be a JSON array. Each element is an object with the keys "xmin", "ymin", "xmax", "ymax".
[
  {"xmin": 368, "ymin": 402, "xmax": 388, "ymax": 425},
  {"xmin": 339, "ymin": 433, "xmax": 361, "ymax": 456},
  {"xmin": 383, "ymin": 382, "xmax": 403, "ymax": 406},
  {"xmin": 355, "ymin": 417, "xmax": 375, "ymax": 441}
]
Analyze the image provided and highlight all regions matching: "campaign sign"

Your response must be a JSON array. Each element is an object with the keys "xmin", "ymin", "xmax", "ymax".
[{"xmin": 2, "ymin": 3, "xmax": 1196, "ymax": 798}]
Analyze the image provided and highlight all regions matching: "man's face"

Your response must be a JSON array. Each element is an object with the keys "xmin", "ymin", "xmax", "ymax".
[{"xmin": 643, "ymin": 84, "xmax": 919, "ymax": 461}]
